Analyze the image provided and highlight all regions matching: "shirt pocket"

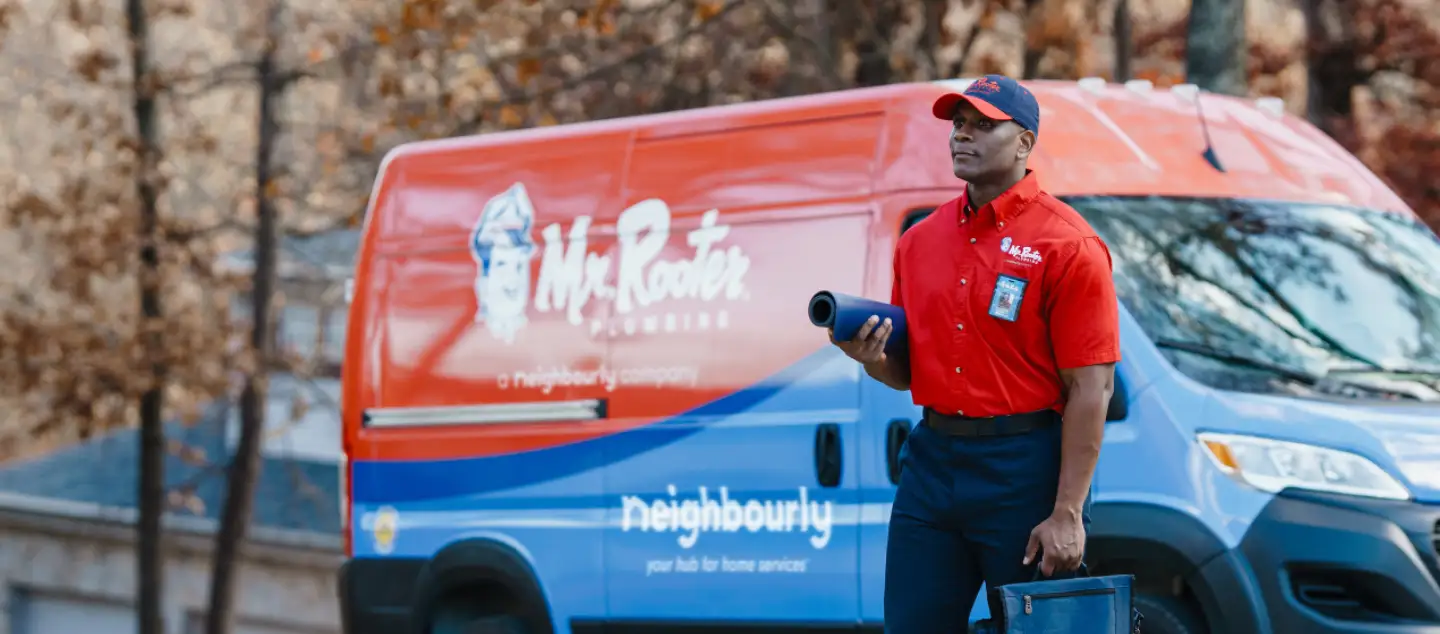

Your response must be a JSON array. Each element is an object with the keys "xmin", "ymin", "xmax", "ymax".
[{"xmin": 980, "ymin": 268, "xmax": 1033, "ymax": 324}]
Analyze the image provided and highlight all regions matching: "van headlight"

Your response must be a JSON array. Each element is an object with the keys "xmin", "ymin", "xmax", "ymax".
[{"xmin": 1198, "ymin": 432, "xmax": 1411, "ymax": 501}]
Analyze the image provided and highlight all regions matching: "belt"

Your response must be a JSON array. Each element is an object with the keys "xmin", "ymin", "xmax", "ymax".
[{"xmin": 921, "ymin": 407, "xmax": 1058, "ymax": 437}]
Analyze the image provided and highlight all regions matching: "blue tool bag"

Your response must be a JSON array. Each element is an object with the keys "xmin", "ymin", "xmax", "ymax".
[{"xmin": 970, "ymin": 564, "xmax": 1144, "ymax": 634}]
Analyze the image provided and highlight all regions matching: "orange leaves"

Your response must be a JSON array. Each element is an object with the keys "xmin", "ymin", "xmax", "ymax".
[
  {"xmin": 377, "ymin": 72, "xmax": 403, "ymax": 97},
  {"xmin": 498, "ymin": 105, "xmax": 523, "ymax": 127},
  {"xmin": 516, "ymin": 57, "xmax": 543, "ymax": 85},
  {"xmin": 578, "ymin": 0, "xmax": 621, "ymax": 35},
  {"xmin": 694, "ymin": 0, "xmax": 725, "ymax": 22},
  {"xmin": 153, "ymin": 0, "xmax": 193, "ymax": 19},
  {"xmin": 73, "ymin": 49, "xmax": 119, "ymax": 83},
  {"xmin": 400, "ymin": 0, "xmax": 445, "ymax": 31},
  {"xmin": 0, "ymin": 0, "xmax": 17, "ymax": 32},
  {"xmin": 373, "ymin": 25, "xmax": 393, "ymax": 45}
]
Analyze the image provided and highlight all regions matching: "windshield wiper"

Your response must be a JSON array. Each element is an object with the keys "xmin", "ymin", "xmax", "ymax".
[
  {"xmin": 1154, "ymin": 338, "xmax": 1321, "ymax": 384},
  {"xmin": 1326, "ymin": 366, "xmax": 1440, "ymax": 382}
]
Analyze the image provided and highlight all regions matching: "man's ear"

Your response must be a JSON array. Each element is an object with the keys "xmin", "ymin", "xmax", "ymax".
[{"xmin": 1016, "ymin": 129, "xmax": 1037, "ymax": 160}]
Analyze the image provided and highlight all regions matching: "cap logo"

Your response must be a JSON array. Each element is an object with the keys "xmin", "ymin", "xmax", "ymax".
[{"xmin": 968, "ymin": 78, "xmax": 1001, "ymax": 95}]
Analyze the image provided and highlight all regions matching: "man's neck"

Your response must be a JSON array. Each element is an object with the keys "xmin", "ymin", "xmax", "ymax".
[{"xmin": 966, "ymin": 169, "xmax": 1028, "ymax": 210}]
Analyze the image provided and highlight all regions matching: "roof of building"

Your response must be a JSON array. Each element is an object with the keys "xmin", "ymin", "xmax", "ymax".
[{"xmin": 0, "ymin": 375, "xmax": 342, "ymax": 539}]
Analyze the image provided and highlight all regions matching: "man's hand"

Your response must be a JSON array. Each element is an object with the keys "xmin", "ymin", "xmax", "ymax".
[
  {"xmin": 828, "ymin": 315, "xmax": 892, "ymax": 365},
  {"xmin": 1023, "ymin": 510, "xmax": 1086, "ymax": 577}
]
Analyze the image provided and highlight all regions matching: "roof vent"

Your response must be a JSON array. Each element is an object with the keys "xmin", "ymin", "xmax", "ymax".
[
  {"xmin": 1125, "ymin": 79, "xmax": 1154, "ymax": 93},
  {"xmin": 1077, "ymin": 77, "xmax": 1107, "ymax": 94},
  {"xmin": 1171, "ymin": 83, "xmax": 1200, "ymax": 103},
  {"xmin": 1256, "ymin": 96, "xmax": 1286, "ymax": 118}
]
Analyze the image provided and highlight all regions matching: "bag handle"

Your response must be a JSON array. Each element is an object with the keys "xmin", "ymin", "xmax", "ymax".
[{"xmin": 1029, "ymin": 558, "xmax": 1090, "ymax": 582}]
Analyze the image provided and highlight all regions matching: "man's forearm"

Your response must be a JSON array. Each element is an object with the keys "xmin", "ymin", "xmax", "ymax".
[
  {"xmin": 1053, "ymin": 378, "xmax": 1110, "ymax": 517},
  {"xmin": 863, "ymin": 351, "xmax": 911, "ymax": 391}
]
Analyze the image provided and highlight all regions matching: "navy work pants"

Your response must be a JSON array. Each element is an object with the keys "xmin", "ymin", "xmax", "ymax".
[{"xmin": 882, "ymin": 414, "xmax": 1092, "ymax": 634}]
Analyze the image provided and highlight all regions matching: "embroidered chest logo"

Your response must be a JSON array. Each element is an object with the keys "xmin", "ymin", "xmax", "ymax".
[{"xmin": 999, "ymin": 236, "xmax": 1043, "ymax": 265}]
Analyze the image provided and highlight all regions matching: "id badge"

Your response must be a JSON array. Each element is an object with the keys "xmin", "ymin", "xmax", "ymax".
[{"xmin": 988, "ymin": 274, "xmax": 1028, "ymax": 322}]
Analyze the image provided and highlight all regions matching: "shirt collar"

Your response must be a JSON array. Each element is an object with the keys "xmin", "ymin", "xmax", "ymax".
[{"xmin": 959, "ymin": 169, "xmax": 1041, "ymax": 228}]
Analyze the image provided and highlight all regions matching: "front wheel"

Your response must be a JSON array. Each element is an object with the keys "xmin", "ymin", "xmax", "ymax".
[
  {"xmin": 429, "ymin": 608, "xmax": 526, "ymax": 634},
  {"xmin": 1133, "ymin": 593, "xmax": 1206, "ymax": 634}
]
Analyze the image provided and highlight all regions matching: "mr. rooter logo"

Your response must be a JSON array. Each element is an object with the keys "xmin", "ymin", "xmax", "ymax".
[{"xmin": 469, "ymin": 182, "xmax": 752, "ymax": 345}]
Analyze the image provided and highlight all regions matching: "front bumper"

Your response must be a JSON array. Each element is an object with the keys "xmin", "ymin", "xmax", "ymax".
[
  {"xmin": 1237, "ymin": 489, "xmax": 1440, "ymax": 633},
  {"xmin": 337, "ymin": 557, "xmax": 426, "ymax": 634}
]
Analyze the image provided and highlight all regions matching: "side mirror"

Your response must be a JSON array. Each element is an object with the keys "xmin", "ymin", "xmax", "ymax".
[{"xmin": 1106, "ymin": 373, "xmax": 1129, "ymax": 422}]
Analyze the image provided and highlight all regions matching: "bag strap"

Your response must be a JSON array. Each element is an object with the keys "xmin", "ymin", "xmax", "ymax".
[{"xmin": 1029, "ymin": 558, "xmax": 1090, "ymax": 582}]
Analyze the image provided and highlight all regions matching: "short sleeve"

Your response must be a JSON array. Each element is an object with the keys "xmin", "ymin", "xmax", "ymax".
[
  {"xmin": 1047, "ymin": 236, "xmax": 1121, "ymax": 369},
  {"xmin": 890, "ymin": 242, "xmax": 904, "ymax": 308}
]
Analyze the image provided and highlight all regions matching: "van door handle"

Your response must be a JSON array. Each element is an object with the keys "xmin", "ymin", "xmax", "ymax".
[
  {"xmin": 885, "ymin": 419, "xmax": 911, "ymax": 485},
  {"xmin": 813, "ymin": 423, "xmax": 843, "ymax": 488}
]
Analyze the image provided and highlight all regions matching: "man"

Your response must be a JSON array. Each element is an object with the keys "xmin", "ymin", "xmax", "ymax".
[{"xmin": 828, "ymin": 74, "xmax": 1121, "ymax": 633}]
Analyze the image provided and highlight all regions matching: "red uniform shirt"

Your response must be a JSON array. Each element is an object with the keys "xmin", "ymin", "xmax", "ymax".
[{"xmin": 891, "ymin": 171, "xmax": 1121, "ymax": 417}]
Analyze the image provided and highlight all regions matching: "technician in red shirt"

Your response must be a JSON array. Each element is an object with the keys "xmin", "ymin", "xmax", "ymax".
[{"xmin": 829, "ymin": 74, "xmax": 1121, "ymax": 634}]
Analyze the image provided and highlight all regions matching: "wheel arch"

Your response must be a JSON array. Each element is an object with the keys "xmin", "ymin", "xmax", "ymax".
[
  {"xmin": 1086, "ymin": 501, "xmax": 1269, "ymax": 634},
  {"xmin": 409, "ymin": 537, "xmax": 556, "ymax": 634}
]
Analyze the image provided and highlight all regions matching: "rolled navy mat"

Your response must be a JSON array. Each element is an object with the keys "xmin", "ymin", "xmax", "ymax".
[{"xmin": 808, "ymin": 290, "xmax": 908, "ymax": 354}]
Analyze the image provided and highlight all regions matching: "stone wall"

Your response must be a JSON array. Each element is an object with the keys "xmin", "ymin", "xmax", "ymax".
[{"xmin": 0, "ymin": 494, "xmax": 343, "ymax": 634}]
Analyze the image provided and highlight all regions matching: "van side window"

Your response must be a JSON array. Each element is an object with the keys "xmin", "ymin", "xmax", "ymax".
[{"xmin": 901, "ymin": 208, "xmax": 934, "ymax": 235}]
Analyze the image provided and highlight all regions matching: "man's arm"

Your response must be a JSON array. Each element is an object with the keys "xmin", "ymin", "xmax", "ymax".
[
  {"xmin": 868, "ymin": 236, "xmax": 913, "ymax": 391},
  {"xmin": 864, "ymin": 346, "xmax": 911, "ymax": 391},
  {"xmin": 1054, "ymin": 363, "xmax": 1113, "ymax": 517},
  {"xmin": 1046, "ymin": 236, "xmax": 1122, "ymax": 517},
  {"xmin": 1025, "ymin": 236, "xmax": 1122, "ymax": 573}
]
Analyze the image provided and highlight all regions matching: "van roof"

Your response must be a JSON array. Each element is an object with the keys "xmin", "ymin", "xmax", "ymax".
[{"xmin": 375, "ymin": 78, "xmax": 1413, "ymax": 218}]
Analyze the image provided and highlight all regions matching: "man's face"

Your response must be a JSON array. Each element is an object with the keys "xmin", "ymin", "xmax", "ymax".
[{"xmin": 949, "ymin": 100, "xmax": 1033, "ymax": 182}]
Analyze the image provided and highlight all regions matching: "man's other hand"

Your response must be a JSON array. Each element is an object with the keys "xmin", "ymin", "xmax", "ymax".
[
  {"xmin": 829, "ymin": 315, "xmax": 892, "ymax": 365},
  {"xmin": 1023, "ymin": 510, "xmax": 1086, "ymax": 577}
]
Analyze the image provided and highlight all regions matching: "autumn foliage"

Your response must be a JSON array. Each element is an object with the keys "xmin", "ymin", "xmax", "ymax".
[{"xmin": 0, "ymin": 0, "xmax": 1437, "ymax": 461}]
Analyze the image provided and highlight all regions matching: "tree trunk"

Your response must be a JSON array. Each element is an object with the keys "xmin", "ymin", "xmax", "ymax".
[
  {"xmin": 848, "ymin": 0, "xmax": 900, "ymax": 86},
  {"xmin": 1022, "ymin": 0, "xmax": 1045, "ymax": 79},
  {"xmin": 125, "ymin": 0, "xmax": 166, "ymax": 630},
  {"xmin": 1301, "ymin": 0, "xmax": 1363, "ymax": 138},
  {"xmin": 204, "ymin": 4, "xmax": 282, "ymax": 633},
  {"xmin": 1114, "ymin": 0, "xmax": 1132, "ymax": 82},
  {"xmin": 1185, "ymin": 0, "xmax": 1248, "ymax": 95}
]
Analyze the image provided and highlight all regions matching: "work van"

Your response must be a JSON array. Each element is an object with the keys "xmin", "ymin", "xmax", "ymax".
[{"xmin": 336, "ymin": 77, "xmax": 1440, "ymax": 634}]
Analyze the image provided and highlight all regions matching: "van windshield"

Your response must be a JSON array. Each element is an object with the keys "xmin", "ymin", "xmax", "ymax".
[{"xmin": 1065, "ymin": 196, "xmax": 1440, "ymax": 397}]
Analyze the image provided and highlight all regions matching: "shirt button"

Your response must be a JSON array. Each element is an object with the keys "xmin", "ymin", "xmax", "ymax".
[
  {"xmin": 956, "ymin": 323, "xmax": 964, "ymax": 331},
  {"xmin": 961, "ymin": 278, "xmax": 967, "ymax": 285},
  {"xmin": 969, "ymin": 238, "xmax": 977, "ymax": 244},
  {"xmin": 957, "ymin": 409, "xmax": 965, "ymax": 416},
  {"xmin": 954, "ymin": 367, "xmax": 962, "ymax": 373},
  {"xmin": 999, "ymin": 221, "xmax": 1005, "ymax": 228}
]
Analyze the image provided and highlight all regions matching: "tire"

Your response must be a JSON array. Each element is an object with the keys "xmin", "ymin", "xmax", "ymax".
[
  {"xmin": 1133, "ymin": 593, "xmax": 1206, "ymax": 634},
  {"xmin": 463, "ymin": 616, "xmax": 526, "ymax": 634},
  {"xmin": 429, "ymin": 609, "xmax": 526, "ymax": 634}
]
